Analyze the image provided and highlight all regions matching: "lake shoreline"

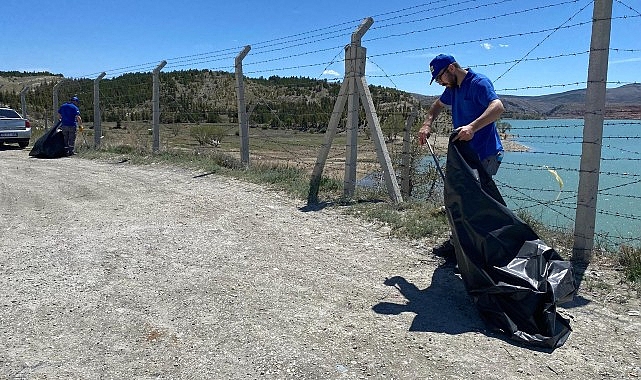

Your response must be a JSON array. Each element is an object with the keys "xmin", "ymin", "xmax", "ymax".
[{"xmin": 502, "ymin": 135, "xmax": 530, "ymax": 152}]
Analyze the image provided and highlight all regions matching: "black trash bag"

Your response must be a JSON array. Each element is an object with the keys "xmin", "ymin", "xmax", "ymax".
[
  {"xmin": 29, "ymin": 121, "xmax": 66, "ymax": 158},
  {"xmin": 444, "ymin": 134, "xmax": 576, "ymax": 349}
]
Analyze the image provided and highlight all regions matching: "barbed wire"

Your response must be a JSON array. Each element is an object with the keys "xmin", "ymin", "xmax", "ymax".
[
  {"xmin": 72, "ymin": 7, "xmax": 641, "ymax": 92},
  {"xmin": 238, "ymin": 13, "xmax": 638, "ymax": 80},
  {"xmin": 495, "ymin": 0, "xmax": 593, "ymax": 81},
  {"xmin": 507, "ymin": 120, "xmax": 641, "ymax": 130},
  {"xmin": 373, "ymin": 0, "xmax": 481, "ymax": 25},
  {"xmin": 68, "ymin": 1, "xmax": 641, "ymax": 84},
  {"xmin": 616, "ymin": 0, "xmax": 641, "ymax": 15},
  {"xmin": 509, "ymin": 134, "xmax": 641, "ymax": 140},
  {"xmin": 495, "ymin": 179, "xmax": 577, "ymax": 222},
  {"xmin": 501, "ymin": 161, "xmax": 641, "ymax": 177},
  {"xmin": 364, "ymin": 47, "xmax": 640, "ymax": 82},
  {"xmin": 369, "ymin": 0, "xmax": 581, "ymax": 44}
]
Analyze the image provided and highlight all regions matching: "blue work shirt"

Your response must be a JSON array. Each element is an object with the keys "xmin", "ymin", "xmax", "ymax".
[
  {"xmin": 439, "ymin": 69, "xmax": 503, "ymax": 161},
  {"xmin": 58, "ymin": 102, "xmax": 80, "ymax": 127}
]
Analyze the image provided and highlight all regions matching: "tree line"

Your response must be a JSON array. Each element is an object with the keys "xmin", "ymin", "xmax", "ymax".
[{"xmin": 0, "ymin": 69, "xmax": 420, "ymax": 137}]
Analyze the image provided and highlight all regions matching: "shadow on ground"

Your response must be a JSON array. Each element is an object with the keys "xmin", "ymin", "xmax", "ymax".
[
  {"xmin": 372, "ymin": 264, "xmax": 485, "ymax": 334},
  {"xmin": 374, "ymin": 263, "xmax": 587, "ymax": 352},
  {"xmin": 0, "ymin": 144, "xmax": 26, "ymax": 151}
]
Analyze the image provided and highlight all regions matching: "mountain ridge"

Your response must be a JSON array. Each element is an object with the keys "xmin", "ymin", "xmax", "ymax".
[
  {"xmin": 1, "ymin": 71, "xmax": 640, "ymax": 121},
  {"xmin": 412, "ymin": 83, "xmax": 641, "ymax": 119}
]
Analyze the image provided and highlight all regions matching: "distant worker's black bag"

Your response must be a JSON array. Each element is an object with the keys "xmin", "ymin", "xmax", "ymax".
[
  {"xmin": 29, "ymin": 121, "xmax": 66, "ymax": 158},
  {"xmin": 444, "ymin": 134, "xmax": 576, "ymax": 348}
]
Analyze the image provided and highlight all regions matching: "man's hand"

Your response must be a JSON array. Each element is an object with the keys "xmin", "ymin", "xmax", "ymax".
[
  {"xmin": 453, "ymin": 125, "xmax": 474, "ymax": 142},
  {"xmin": 418, "ymin": 125, "xmax": 431, "ymax": 146}
]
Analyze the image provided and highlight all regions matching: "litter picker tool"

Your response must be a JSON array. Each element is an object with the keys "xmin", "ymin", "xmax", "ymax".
[
  {"xmin": 79, "ymin": 125, "xmax": 88, "ymax": 147},
  {"xmin": 426, "ymin": 139, "xmax": 446, "ymax": 183}
]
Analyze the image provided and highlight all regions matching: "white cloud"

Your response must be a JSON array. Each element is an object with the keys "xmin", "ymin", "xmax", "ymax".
[
  {"xmin": 610, "ymin": 57, "xmax": 641, "ymax": 64},
  {"xmin": 322, "ymin": 69, "xmax": 340, "ymax": 77},
  {"xmin": 499, "ymin": 44, "xmax": 509, "ymax": 48},
  {"xmin": 481, "ymin": 43, "xmax": 492, "ymax": 50}
]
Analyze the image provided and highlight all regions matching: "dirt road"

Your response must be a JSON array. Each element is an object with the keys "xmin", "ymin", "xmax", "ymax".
[{"xmin": 1, "ymin": 147, "xmax": 639, "ymax": 379}]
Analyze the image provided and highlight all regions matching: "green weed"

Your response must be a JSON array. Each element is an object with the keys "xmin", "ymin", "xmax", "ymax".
[
  {"xmin": 620, "ymin": 245, "xmax": 641, "ymax": 283},
  {"xmin": 345, "ymin": 200, "xmax": 449, "ymax": 239}
]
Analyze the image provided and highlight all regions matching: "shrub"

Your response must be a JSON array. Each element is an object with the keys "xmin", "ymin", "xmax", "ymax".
[
  {"xmin": 620, "ymin": 245, "xmax": 641, "ymax": 283},
  {"xmin": 190, "ymin": 125, "xmax": 225, "ymax": 146}
]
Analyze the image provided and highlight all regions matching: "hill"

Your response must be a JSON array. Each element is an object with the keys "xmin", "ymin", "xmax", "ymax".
[
  {"xmin": 500, "ymin": 83, "xmax": 641, "ymax": 119},
  {"xmin": 1, "ymin": 71, "xmax": 640, "ymax": 123},
  {"xmin": 413, "ymin": 83, "xmax": 641, "ymax": 119},
  {"xmin": 0, "ymin": 70, "xmax": 417, "ymax": 130},
  {"xmin": 0, "ymin": 71, "xmax": 62, "ymax": 94}
]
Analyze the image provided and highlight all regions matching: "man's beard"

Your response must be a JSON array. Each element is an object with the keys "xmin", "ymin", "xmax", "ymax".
[{"xmin": 443, "ymin": 72, "xmax": 458, "ymax": 88}]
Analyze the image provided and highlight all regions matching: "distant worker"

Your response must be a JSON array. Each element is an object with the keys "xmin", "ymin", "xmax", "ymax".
[
  {"xmin": 418, "ymin": 54, "xmax": 505, "ymax": 260},
  {"xmin": 58, "ymin": 96, "xmax": 83, "ymax": 156}
]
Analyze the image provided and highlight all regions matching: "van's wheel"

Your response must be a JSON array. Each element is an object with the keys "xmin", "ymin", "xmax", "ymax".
[{"xmin": 18, "ymin": 141, "xmax": 28, "ymax": 148}]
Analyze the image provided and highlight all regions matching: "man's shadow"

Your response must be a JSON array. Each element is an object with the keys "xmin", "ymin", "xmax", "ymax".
[{"xmin": 372, "ymin": 264, "xmax": 486, "ymax": 334}]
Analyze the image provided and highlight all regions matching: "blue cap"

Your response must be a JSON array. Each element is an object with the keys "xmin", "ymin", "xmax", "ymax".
[
  {"xmin": 429, "ymin": 54, "xmax": 456, "ymax": 84},
  {"xmin": 70, "ymin": 96, "xmax": 79, "ymax": 102}
]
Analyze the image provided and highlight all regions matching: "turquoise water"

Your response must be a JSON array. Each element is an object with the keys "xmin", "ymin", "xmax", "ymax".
[{"xmin": 495, "ymin": 119, "xmax": 641, "ymax": 246}]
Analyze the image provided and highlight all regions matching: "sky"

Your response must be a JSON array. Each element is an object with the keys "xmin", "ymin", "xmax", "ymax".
[{"xmin": 2, "ymin": 0, "xmax": 640, "ymax": 97}]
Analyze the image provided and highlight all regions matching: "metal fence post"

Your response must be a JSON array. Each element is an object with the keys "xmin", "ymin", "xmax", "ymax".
[
  {"xmin": 235, "ymin": 46, "xmax": 251, "ymax": 167},
  {"xmin": 152, "ymin": 61, "xmax": 167, "ymax": 153},
  {"xmin": 572, "ymin": 0, "xmax": 613, "ymax": 263},
  {"xmin": 93, "ymin": 72, "xmax": 106, "ymax": 148}
]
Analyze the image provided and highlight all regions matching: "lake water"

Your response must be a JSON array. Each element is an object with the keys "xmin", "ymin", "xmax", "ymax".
[{"xmin": 494, "ymin": 119, "xmax": 641, "ymax": 246}]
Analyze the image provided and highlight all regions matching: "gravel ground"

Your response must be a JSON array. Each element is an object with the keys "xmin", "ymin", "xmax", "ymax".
[{"xmin": 0, "ymin": 147, "xmax": 639, "ymax": 380}]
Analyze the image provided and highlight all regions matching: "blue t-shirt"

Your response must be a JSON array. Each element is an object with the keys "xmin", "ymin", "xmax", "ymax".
[
  {"xmin": 58, "ymin": 102, "xmax": 80, "ymax": 126},
  {"xmin": 439, "ymin": 69, "xmax": 503, "ymax": 161}
]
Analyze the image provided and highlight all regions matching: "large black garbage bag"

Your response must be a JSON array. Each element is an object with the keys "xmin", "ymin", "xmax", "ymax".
[
  {"xmin": 444, "ymin": 134, "xmax": 576, "ymax": 348},
  {"xmin": 29, "ymin": 121, "xmax": 66, "ymax": 158}
]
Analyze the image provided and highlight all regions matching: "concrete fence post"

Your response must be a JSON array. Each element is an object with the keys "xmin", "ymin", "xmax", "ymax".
[
  {"xmin": 20, "ymin": 86, "xmax": 29, "ymax": 119},
  {"xmin": 308, "ymin": 17, "xmax": 402, "ymax": 204},
  {"xmin": 343, "ymin": 17, "xmax": 372, "ymax": 198},
  {"xmin": 93, "ymin": 72, "xmax": 106, "ymax": 148},
  {"xmin": 401, "ymin": 109, "xmax": 418, "ymax": 198},
  {"xmin": 52, "ymin": 81, "xmax": 63, "ymax": 125},
  {"xmin": 235, "ymin": 46, "xmax": 251, "ymax": 167},
  {"xmin": 572, "ymin": 0, "xmax": 613, "ymax": 264},
  {"xmin": 152, "ymin": 61, "xmax": 167, "ymax": 153}
]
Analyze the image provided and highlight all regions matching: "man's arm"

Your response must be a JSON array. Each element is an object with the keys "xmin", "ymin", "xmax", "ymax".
[
  {"xmin": 418, "ymin": 98, "xmax": 445, "ymax": 146},
  {"xmin": 453, "ymin": 98, "xmax": 505, "ymax": 141}
]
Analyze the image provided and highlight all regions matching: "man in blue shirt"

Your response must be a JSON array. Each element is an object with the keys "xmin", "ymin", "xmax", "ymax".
[
  {"xmin": 58, "ymin": 96, "xmax": 83, "ymax": 156},
  {"xmin": 418, "ymin": 54, "xmax": 505, "ymax": 258}
]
